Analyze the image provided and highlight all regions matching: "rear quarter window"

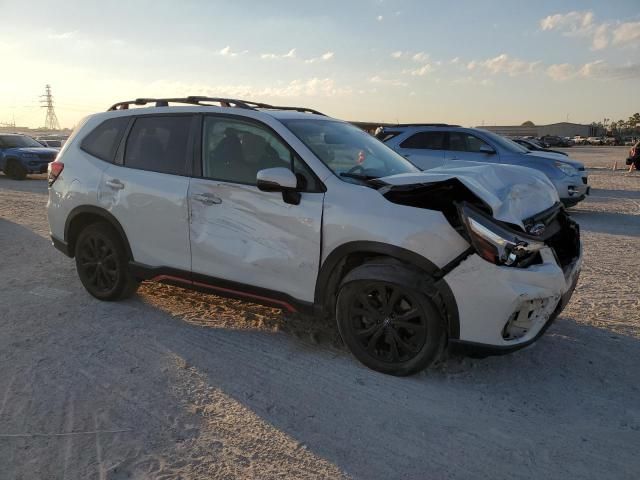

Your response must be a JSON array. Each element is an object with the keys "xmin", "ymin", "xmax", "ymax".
[{"xmin": 80, "ymin": 117, "xmax": 130, "ymax": 162}]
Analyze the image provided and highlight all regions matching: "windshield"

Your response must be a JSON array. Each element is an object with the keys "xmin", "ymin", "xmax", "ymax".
[
  {"xmin": 481, "ymin": 131, "xmax": 530, "ymax": 154},
  {"xmin": 282, "ymin": 119, "xmax": 419, "ymax": 182},
  {"xmin": 0, "ymin": 135, "xmax": 44, "ymax": 148}
]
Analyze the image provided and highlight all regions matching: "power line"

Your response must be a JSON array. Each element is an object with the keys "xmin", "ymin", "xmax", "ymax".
[{"xmin": 40, "ymin": 84, "xmax": 61, "ymax": 130}]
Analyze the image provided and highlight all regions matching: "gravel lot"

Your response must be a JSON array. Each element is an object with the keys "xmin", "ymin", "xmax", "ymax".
[{"xmin": 0, "ymin": 146, "xmax": 639, "ymax": 479}]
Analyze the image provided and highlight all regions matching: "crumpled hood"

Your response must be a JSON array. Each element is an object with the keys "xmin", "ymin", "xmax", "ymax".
[{"xmin": 379, "ymin": 163, "xmax": 560, "ymax": 228}]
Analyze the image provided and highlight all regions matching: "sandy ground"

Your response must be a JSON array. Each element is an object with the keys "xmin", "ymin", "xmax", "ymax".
[{"xmin": 0, "ymin": 146, "xmax": 639, "ymax": 479}]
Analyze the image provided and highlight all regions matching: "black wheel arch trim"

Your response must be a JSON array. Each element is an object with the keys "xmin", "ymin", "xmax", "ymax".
[
  {"xmin": 64, "ymin": 205, "xmax": 133, "ymax": 260},
  {"xmin": 315, "ymin": 241, "xmax": 463, "ymax": 339}
]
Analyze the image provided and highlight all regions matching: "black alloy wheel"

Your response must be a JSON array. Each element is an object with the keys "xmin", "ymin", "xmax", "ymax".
[
  {"xmin": 74, "ymin": 223, "xmax": 139, "ymax": 301},
  {"xmin": 336, "ymin": 269, "xmax": 445, "ymax": 376}
]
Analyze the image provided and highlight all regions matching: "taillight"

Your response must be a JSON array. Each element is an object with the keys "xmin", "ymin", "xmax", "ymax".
[{"xmin": 48, "ymin": 161, "xmax": 64, "ymax": 186}]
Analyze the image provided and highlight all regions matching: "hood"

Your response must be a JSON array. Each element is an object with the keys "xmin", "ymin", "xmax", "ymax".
[
  {"xmin": 526, "ymin": 151, "xmax": 584, "ymax": 169},
  {"xmin": 378, "ymin": 163, "xmax": 559, "ymax": 228},
  {"xmin": 5, "ymin": 147, "xmax": 59, "ymax": 157}
]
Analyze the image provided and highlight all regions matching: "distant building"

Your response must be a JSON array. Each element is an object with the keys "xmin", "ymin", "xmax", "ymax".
[{"xmin": 477, "ymin": 122, "xmax": 600, "ymax": 138}]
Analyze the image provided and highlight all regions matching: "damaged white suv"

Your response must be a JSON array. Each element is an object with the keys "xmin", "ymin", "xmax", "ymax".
[{"xmin": 47, "ymin": 97, "xmax": 582, "ymax": 376}]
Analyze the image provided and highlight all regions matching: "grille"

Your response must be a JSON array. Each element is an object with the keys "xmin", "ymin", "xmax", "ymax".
[{"xmin": 545, "ymin": 211, "xmax": 580, "ymax": 271}]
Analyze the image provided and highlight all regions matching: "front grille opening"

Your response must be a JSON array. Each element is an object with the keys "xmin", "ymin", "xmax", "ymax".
[{"xmin": 545, "ymin": 211, "xmax": 580, "ymax": 270}]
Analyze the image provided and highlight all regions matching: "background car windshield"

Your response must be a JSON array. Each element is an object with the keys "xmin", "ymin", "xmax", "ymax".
[
  {"xmin": 283, "ymin": 119, "xmax": 419, "ymax": 180},
  {"xmin": 481, "ymin": 130, "xmax": 530, "ymax": 154},
  {"xmin": 0, "ymin": 135, "xmax": 44, "ymax": 148}
]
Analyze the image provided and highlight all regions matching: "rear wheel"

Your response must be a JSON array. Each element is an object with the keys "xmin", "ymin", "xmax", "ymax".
[
  {"xmin": 5, "ymin": 160, "xmax": 27, "ymax": 180},
  {"xmin": 336, "ymin": 264, "xmax": 446, "ymax": 376},
  {"xmin": 74, "ymin": 222, "xmax": 139, "ymax": 301}
]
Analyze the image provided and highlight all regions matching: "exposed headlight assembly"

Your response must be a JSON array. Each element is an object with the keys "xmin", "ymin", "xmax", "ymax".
[
  {"xmin": 459, "ymin": 204, "xmax": 545, "ymax": 267},
  {"xmin": 555, "ymin": 161, "xmax": 578, "ymax": 176}
]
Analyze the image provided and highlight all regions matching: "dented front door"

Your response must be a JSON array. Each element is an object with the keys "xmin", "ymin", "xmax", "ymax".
[{"xmin": 188, "ymin": 179, "xmax": 323, "ymax": 303}]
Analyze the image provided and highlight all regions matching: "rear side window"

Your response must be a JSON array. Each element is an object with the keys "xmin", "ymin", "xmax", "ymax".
[
  {"xmin": 80, "ymin": 117, "xmax": 129, "ymax": 162},
  {"xmin": 124, "ymin": 116, "xmax": 192, "ymax": 176},
  {"xmin": 400, "ymin": 132, "xmax": 446, "ymax": 150}
]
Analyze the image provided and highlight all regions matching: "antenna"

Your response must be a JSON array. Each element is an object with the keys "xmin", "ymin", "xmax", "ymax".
[{"xmin": 40, "ymin": 84, "xmax": 61, "ymax": 130}]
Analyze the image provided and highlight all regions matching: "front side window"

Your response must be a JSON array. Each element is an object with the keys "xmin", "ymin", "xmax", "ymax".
[
  {"xmin": 81, "ymin": 117, "xmax": 129, "ymax": 162},
  {"xmin": 283, "ymin": 119, "xmax": 418, "ymax": 182},
  {"xmin": 400, "ymin": 131, "xmax": 446, "ymax": 150},
  {"xmin": 202, "ymin": 116, "xmax": 320, "ymax": 190},
  {"xmin": 124, "ymin": 115, "xmax": 192, "ymax": 175},
  {"xmin": 448, "ymin": 132, "xmax": 491, "ymax": 153}
]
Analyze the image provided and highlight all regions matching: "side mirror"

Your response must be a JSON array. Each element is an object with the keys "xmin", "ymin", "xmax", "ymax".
[
  {"xmin": 256, "ymin": 167, "xmax": 301, "ymax": 205},
  {"xmin": 479, "ymin": 145, "xmax": 496, "ymax": 155},
  {"xmin": 256, "ymin": 167, "xmax": 298, "ymax": 191}
]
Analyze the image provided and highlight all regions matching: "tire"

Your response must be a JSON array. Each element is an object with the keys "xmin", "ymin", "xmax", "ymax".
[
  {"xmin": 336, "ymin": 262, "xmax": 446, "ymax": 376},
  {"xmin": 5, "ymin": 159, "xmax": 27, "ymax": 180},
  {"xmin": 74, "ymin": 222, "xmax": 139, "ymax": 301}
]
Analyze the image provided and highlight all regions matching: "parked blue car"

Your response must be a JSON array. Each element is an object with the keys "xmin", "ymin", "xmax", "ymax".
[{"xmin": 0, "ymin": 134, "xmax": 58, "ymax": 180}]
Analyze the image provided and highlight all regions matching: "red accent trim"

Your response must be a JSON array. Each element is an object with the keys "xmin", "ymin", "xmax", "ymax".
[{"xmin": 149, "ymin": 274, "xmax": 297, "ymax": 313}]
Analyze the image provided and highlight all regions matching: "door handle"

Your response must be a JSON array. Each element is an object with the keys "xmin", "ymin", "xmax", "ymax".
[
  {"xmin": 193, "ymin": 193, "xmax": 222, "ymax": 205},
  {"xmin": 105, "ymin": 179, "xmax": 125, "ymax": 190}
]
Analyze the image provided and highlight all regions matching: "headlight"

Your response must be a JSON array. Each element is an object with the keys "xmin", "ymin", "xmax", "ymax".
[
  {"xmin": 555, "ymin": 161, "xmax": 578, "ymax": 176},
  {"xmin": 20, "ymin": 153, "xmax": 38, "ymax": 159},
  {"xmin": 460, "ymin": 204, "xmax": 545, "ymax": 267}
]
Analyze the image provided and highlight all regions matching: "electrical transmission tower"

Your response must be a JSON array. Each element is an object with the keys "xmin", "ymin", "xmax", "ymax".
[{"xmin": 40, "ymin": 84, "xmax": 61, "ymax": 130}]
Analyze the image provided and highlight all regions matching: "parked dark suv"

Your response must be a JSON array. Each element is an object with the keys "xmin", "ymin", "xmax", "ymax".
[{"xmin": 0, "ymin": 134, "xmax": 59, "ymax": 179}]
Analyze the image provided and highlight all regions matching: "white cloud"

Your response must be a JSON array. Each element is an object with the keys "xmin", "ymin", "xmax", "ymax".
[
  {"xmin": 260, "ymin": 48, "xmax": 297, "ymax": 60},
  {"xmin": 546, "ymin": 60, "xmax": 640, "ymax": 81},
  {"xmin": 368, "ymin": 75, "xmax": 408, "ymax": 87},
  {"xmin": 546, "ymin": 63, "xmax": 575, "ymax": 81},
  {"xmin": 612, "ymin": 21, "xmax": 640, "ymax": 46},
  {"xmin": 390, "ymin": 51, "xmax": 429, "ymax": 62},
  {"xmin": 218, "ymin": 46, "xmax": 248, "ymax": 57},
  {"xmin": 48, "ymin": 31, "xmax": 76, "ymax": 40},
  {"xmin": 453, "ymin": 76, "xmax": 493, "ymax": 87},
  {"xmin": 305, "ymin": 51, "xmax": 334, "ymax": 63},
  {"xmin": 467, "ymin": 54, "xmax": 539, "ymax": 76},
  {"xmin": 377, "ymin": 15, "xmax": 384, "ymax": 22},
  {"xmin": 450, "ymin": 57, "xmax": 460, "ymax": 64},
  {"xmin": 402, "ymin": 64, "xmax": 433, "ymax": 76},
  {"xmin": 540, "ymin": 11, "xmax": 640, "ymax": 50}
]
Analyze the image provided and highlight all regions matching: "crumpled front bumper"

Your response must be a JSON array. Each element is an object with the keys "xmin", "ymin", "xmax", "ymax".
[{"xmin": 444, "ymin": 245, "xmax": 581, "ymax": 350}]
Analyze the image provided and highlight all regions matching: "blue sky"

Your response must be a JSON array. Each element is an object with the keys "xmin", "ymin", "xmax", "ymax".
[{"xmin": 0, "ymin": 0, "xmax": 638, "ymax": 128}]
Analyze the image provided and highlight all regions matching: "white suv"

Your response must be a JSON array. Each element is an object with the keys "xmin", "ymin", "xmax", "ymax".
[{"xmin": 47, "ymin": 97, "xmax": 582, "ymax": 376}]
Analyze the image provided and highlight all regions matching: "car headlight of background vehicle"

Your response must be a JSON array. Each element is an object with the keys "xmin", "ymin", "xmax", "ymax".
[
  {"xmin": 459, "ymin": 204, "xmax": 545, "ymax": 267},
  {"xmin": 555, "ymin": 161, "xmax": 578, "ymax": 176}
]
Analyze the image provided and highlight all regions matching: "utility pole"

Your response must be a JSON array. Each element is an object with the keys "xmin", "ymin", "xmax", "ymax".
[{"xmin": 40, "ymin": 84, "xmax": 61, "ymax": 130}]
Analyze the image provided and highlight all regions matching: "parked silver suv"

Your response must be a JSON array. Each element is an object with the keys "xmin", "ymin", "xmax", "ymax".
[
  {"xmin": 47, "ymin": 97, "xmax": 582, "ymax": 376},
  {"xmin": 378, "ymin": 124, "xmax": 590, "ymax": 207}
]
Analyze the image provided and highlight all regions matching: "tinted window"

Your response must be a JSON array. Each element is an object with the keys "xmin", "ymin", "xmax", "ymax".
[
  {"xmin": 81, "ymin": 117, "xmax": 129, "ymax": 162},
  {"xmin": 400, "ymin": 132, "xmax": 446, "ymax": 150},
  {"xmin": 202, "ymin": 116, "xmax": 320, "ymax": 190},
  {"xmin": 448, "ymin": 132, "xmax": 491, "ymax": 153},
  {"xmin": 124, "ymin": 116, "xmax": 192, "ymax": 175},
  {"xmin": 0, "ymin": 135, "xmax": 46, "ymax": 149}
]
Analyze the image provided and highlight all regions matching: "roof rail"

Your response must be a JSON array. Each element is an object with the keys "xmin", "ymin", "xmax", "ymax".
[
  {"xmin": 391, "ymin": 123, "xmax": 461, "ymax": 128},
  {"xmin": 107, "ymin": 96, "xmax": 325, "ymax": 115}
]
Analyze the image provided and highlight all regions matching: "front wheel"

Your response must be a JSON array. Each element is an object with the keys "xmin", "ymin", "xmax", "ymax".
[
  {"xmin": 336, "ymin": 265, "xmax": 445, "ymax": 376},
  {"xmin": 5, "ymin": 160, "xmax": 27, "ymax": 180},
  {"xmin": 74, "ymin": 222, "xmax": 139, "ymax": 301}
]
